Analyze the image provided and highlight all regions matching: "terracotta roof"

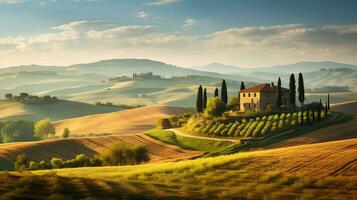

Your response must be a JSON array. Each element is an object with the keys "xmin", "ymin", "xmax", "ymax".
[{"xmin": 241, "ymin": 83, "xmax": 289, "ymax": 93}]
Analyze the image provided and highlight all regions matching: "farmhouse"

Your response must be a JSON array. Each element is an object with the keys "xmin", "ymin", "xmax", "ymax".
[{"xmin": 240, "ymin": 83, "xmax": 290, "ymax": 112}]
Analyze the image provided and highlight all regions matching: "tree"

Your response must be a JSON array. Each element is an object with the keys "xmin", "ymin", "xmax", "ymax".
[
  {"xmin": 276, "ymin": 77, "xmax": 283, "ymax": 108},
  {"xmin": 318, "ymin": 99, "xmax": 323, "ymax": 121},
  {"xmin": 289, "ymin": 74, "xmax": 296, "ymax": 107},
  {"xmin": 214, "ymin": 88, "xmax": 219, "ymax": 97},
  {"xmin": 62, "ymin": 128, "xmax": 70, "ymax": 138},
  {"xmin": 240, "ymin": 81, "xmax": 245, "ymax": 90},
  {"xmin": 221, "ymin": 79, "xmax": 228, "ymax": 105},
  {"xmin": 15, "ymin": 154, "xmax": 29, "ymax": 171},
  {"xmin": 5, "ymin": 93, "xmax": 12, "ymax": 100},
  {"xmin": 228, "ymin": 97, "xmax": 239, "ymax": 111},
  {"xmin": 325, "ymin": 101, "xmax": 329, "ymax": 117},
  {"xmin": 298, "ymin": 73, "xmax": 305, "ymax": 106},
  {"xmin": 196, "ymin": 85, "xmax": 204, "ymax": 113},
  {"xmin": 34, "ymin": 119, "xmax": 56, "ymax": 139},
  {"xmin": 204, "ymin": 97, "xmax": 226, "ymax": 117},
  {"xmin": 203, "ymin": 88, "xmax": 208, "ymax": 110},
  {"xmin": 327, "ymin": 93, "xmax": 331, "ymax": 111}
]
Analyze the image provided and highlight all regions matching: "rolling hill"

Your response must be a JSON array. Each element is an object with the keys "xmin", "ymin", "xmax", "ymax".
[
  {"xmin": 54, "ymin": 105, "xmax": 194, "ymax": 136},
  {"xmin": 0, "ymin": 99, "xmax": 122, "ymax": 121},
  {"xmin": 1, "ymin": 138, "xmax": 354, "ymax": 199},
  {"xmin": 0, "ymin": 134, "xmax": 202, "ymax": 170}
]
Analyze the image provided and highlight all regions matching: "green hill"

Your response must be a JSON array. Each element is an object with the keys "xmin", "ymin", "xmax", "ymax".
[{"xmin": 0, "ymin": 100, "xmax": 122, "ymax": 121}]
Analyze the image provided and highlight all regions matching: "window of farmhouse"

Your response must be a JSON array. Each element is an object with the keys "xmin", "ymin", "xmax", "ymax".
[{"xmin": 248, "ymin": 93, "xmax": 251, "ymax": 97}]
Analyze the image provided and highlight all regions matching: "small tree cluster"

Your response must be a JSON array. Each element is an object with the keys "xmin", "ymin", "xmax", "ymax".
[{"xmin": 5, "ymin": 93, "xmax": 58, "ymax": 105}]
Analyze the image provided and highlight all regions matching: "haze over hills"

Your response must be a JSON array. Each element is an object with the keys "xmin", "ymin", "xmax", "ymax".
[
  {"xmin": 193, "ymin": 61, "xmax": 357, "ymax": 74},
  {"xmin": 0, "ymin": 59, "xmax": 355, "ymax": 110}
]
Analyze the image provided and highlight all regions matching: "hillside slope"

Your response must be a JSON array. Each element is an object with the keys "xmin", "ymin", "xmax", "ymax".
[
  {"xmin": 268, "ymin": 101, "xmax": 357, "ymax": 148},
  {"xmin": 0, "ymin": 100, "xmax": 122, "ymax": 121},
  {"xmin": 0, "ymin": 134, "xmax": 202, "ymax": 170},
  {"xmin": 4, "ymin": 138, "xmax": 352, "ymax": 199},
  {"xmin": 54, "ymin": 105, "xmax": 193, "ymax": 135}
]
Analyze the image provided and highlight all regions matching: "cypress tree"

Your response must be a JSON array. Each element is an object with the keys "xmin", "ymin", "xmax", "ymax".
[
  {"xmin": 203, "ymin": 88, "xmax": 207, "ymax": 110},
  {"xmin": 298, "ymin": 73, "xmax": 305, "ymax": 107},
  {"xmin": 240, "ymin": 81, "xmax": 245, "ymax": 90},
  {"xmin": 221, "ymin": 79, "xmax": 228, "ymax": 105},
  {"xmin": 327, "ymin": 93, "xmax": 330, "ymax": 111},
  {"xmin": 276, "ymin": 77, "xmax": 283, "ymax": 109},
  {"xmin": 196, "ymin": 85, "xmax": 203, "ymax": 113},
  {"xmin": 325, "ymin": 101, "xmax": 329, "ymax": 117},
  {"xmin": 214, "ymin": 88, "xmax": 219, "ymax": 97},
  {"xmin": 317, "ymin": 99, "xmax": 322, "ymax": 121},
  {"xmin": 289, "ymin": 74, "xmax": 296, "ymax": 107}
]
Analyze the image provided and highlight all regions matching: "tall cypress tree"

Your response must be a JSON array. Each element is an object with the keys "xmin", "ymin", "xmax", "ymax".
[
  {"xmin": 276, "ymin": 77, "xmax": 283, "ymax": 108},
  {"xmin": 196, "ymin": 85, "xmax": 203, "ymax": 113},
  {"xmin": 327, "ymin": 93, "xmax": 330, "ymax": 111},
  {"xmin": 317, "ymin": 98, "xmax": 322, "ymax": 121},
  {"xmin": 298, "ymin": 73, "xmax": 305, "ymax": 107},
  {"xmin": 325, "ymin": 101, "xmax": 329, "ymax": 117},
  {"xmin": 203, "ymin": 88, "xmax": 207, "ymax": 110},
  {"xmin": 221, "ymin": 79, "xmax": 228, "ymax": 105},
  {"xmin": 214, "ymin": 88, "xmax": 219, "ymax": 97},
  {"xmin": 240, "ymin": 81, "xmax": 245, "ymax": 90},
  {"xmin": 289, "ymin": 74, "xmax": 296, "ymax": 107}
]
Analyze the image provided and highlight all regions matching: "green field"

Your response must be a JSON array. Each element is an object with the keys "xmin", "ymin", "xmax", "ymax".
[{"xmin": 145, "ymin": 130, "xmax": 239, "ymax": 155}]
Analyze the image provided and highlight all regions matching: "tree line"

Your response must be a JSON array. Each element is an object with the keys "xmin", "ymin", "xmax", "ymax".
[
  {"xmin": 0, "ymin": 119, "xmax": 71, "ymax": 144},
  {"xmin": 5, "ymin": 93, "xmax": 58, "ymax": 105},
  {"xmin": 14, "ymin": 143, "xmax": 150, "ymax": 171},
  {"xmin": 195, "ymin": 73, "xmax": 331, "ymax": 116}
]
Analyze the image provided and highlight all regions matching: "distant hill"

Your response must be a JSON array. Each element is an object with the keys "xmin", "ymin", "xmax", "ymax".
[
  {"xmin": 192, "ymin": 61, "xmax": 357, "ymax": 75},
  {"xmin": 257, "ymin": 61, "xmax": 357, "ymax": 74},
  {"xmin": 190, "ymin": 63, "xmax": 242, "ymax": 74},
  {"xmin": 0, "ymin": 100, "xmax": 122, "ymax": 121}
]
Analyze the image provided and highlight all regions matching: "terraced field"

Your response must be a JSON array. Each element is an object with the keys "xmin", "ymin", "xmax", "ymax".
[
  {"xmin": 54, "ymin": 105, "xmax": 194, "ymax": 136},
  {"xmin": 0, "ymin": 134, "xmax": 202, "ymax": 170}
]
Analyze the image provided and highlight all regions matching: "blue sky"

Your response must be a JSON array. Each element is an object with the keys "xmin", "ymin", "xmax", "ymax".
[{"xmin": 0, "ymin": 0, "xmax": 357, "ymax": 67}]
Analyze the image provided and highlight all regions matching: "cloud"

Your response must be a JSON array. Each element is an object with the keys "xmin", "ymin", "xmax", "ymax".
[
  {"xmin": 0, "ymin": 0, "xmax": 28, "ymax": 4},
  {"xmin": 1, "ymin": 22, "xmax": 357, "ymax": 67},
  {"xmin": 146, "ymin": 0, "xmax": 181, "ymax": 6},
  {"xmin": 182, "ymin": 18, "xmax": 197, "ymax": 29}
]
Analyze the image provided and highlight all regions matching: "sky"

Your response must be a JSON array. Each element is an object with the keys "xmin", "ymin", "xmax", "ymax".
[{"xmin": 0, "ymin": 0, "xmax": 357, "ymax": 68}]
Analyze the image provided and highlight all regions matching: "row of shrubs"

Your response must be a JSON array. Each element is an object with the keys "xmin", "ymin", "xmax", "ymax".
[
  {"xmin": 95, "ymin": 101, "xmax": 145, "ymax": 109},
  {"xmin": 184, "ymin": 109, "xmax": 329, "ymax": 138},
  {"xmin": 15, "ymin": 143, "xmax": 150, "ymax": 171}
]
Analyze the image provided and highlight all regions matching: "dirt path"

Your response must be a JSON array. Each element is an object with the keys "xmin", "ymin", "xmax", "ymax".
[{"xmin": 168, "ymin": 129, "xmax": 240, "ymax": 143}]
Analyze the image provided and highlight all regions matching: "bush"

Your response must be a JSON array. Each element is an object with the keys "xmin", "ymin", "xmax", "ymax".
[
  {"xmin": 51, "ymin": 158, "xmax": 63, "ymax": 169},
  {"xmin": 15, "ymin": 154, "xmax": 29, "ymax": 171},
  {"xmin": 0, "ymin": 120, "xmax": 37, "ymax": 143},
  {"xmin": 34, "ymin": 119, "xmax": 56, "ymax": 139},
  {"xmin": 204, "ymin": 97, "xmax": 226, "ymax": 117},
  {"xmin": 101, "ymin": 143, "xmax": 149, "ymax": 166},
  {"xmin": 28, "ymin": 161, "xmax": 39, "ymax": 170},
  {"xmin": 62, "ymin": 128, "xmax": 70, "ymax": 138}
]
